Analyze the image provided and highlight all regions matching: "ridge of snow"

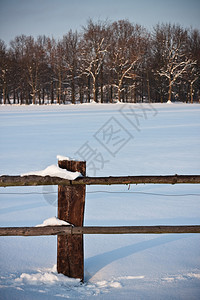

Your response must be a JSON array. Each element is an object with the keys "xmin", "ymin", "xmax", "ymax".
[
  {"xmin": 35, "ymin": 217, "xmax": 72, "ymax": 227},
  {"xmin": 57, "ymin": 154, "xmax": 85, "ymax": 162},
  {"xmin": 56, "ymin": 155, "xmax": 71, "ymax": 161},
  {"xmin": 21, "ymin": 164, "xmax": 82, "ymax": 180}
]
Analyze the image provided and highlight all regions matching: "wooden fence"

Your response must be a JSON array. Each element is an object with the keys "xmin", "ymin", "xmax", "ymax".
[{"xmin": 0, "ymin": 159, "xmax": 200, "ymax": 282}]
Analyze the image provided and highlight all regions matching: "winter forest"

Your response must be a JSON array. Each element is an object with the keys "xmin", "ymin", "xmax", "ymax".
[{"xmin": 0, "ymin": 19, "xmax": 200, "ymax": 105}]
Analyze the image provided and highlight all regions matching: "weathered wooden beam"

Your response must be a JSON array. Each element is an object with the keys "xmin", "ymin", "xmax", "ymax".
[
  {"xmin": 0, "ymin": 226, "xmax": 72, "ymax": 236},
  {"xmin": 74, "ymin": 225, "xmax": 200, "ymax": 234},
  {"xmin": 0, "ymin": 174, "xmax": 200, "ymax": 187},
  {"xmin": 0, "ymin": 225, "xmax": 200, "ymax": 236},
  {"xmin": 73, "ymin": 175, "xmax": 200, "ymax": 185},
  {"xmin": 0, "ymin": 175, "xmax": 71, "ymax": 187},
  {"xmin": 57, "ymin": 160, "xmax": 86, "ymax": 281}
]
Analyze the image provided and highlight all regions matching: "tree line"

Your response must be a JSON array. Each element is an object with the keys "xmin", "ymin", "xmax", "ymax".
[{"xmin": 0, "ymin": 20, "xmax": 199, "ymax": 105}]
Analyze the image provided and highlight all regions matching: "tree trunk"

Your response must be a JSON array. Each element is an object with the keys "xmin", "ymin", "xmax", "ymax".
[
  {"xmin": 51, "ymin": 81, "xmax": 54, "ymax": 104},
  {"xmin": 58, "ymin": 72, "xmax": 62, "ymax": 104},
  {"xmin": 38, "ymin": 89, "xmax": 41, "ymax": 105},
  {"xmin": 92, "ymin": 77, "xmax": 97, "ymax": 103},
  {"xmin": 79, "ymin": 85, "xmax": 83, "ymax": 103},
  {"xmin": 87, "ymin": 76, "xmax": 90, "ymax": 103},
  {"xmin": 168, "ymin": 79, "xmax": 172, "ymax": 102},
  {"xmin": 20, "ymin": 90, "xmax": 23, "ymax": 105},
  {"xmin": 118, "ymin": 82, "xmax": 121, "ymax": 102},
  {"xmin": 16, "ymin": 91, "xmax": 19, "ymax": 104},
  {"xmin": 100, "ymin": 66, "xmax": 104, "ymax": 103},
  {"xmin": 117, "ymin": 88, "xmax": 120, "ymax": 102},
  {"xmin": 71, "ymin": 74, "xmax": 75, "ymax": 104},
  {"xmin": 121, "ymin": 88, "xmax": 125, "ymax": 102},
  {"xmin": 110, "ymin": 85, "xmax": 113, "ymax": 103},
  {"xmin": 13, "ymin": 90, "xmax": 16, "ymax": 104},
  {"xmin": 32, "ymin": 89, "xmax": 36, "ymax": 104},
  {"xmin": 133, "ymin": 86, "xmax": 136, "ymax": 103},
  {"xmin": 141, "ymin": 76, "xmax": 144, "ymax": 102},
  {"xmin": 125, "ymin": 86, "xmax": 128, "ymax": 102},
  {"xmin": 190, "ymin": 82, "xmax": 193, "ymax": 104},
  {"xmin": 7, "ymin": 92, "xmax": 11, "ymax": 104},
  {"xmin": 147, "ymin": 72, "xmax": 151, "ymax": 103},
  {"xmin": 25, "ymin": 91, "xmax": 29, "ymax": 105},
  {"xmin": 3, "ymin": 82, "xmax": 7, "ymax": 104},
  {"xmin": 42, "ymin": 88, "xmax": 45, "ymax": 104}
]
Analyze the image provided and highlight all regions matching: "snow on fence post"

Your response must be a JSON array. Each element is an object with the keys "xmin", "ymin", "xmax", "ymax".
[{"xmin": 57, "ymin": 159, "xmax": 86, "ymax": 281}]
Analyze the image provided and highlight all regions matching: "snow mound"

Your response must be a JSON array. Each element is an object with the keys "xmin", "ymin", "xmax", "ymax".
[
  {"xmin": 35, "ymin": 217, "xmax": 72, "ymax": 227},
  {"xmin": 11, "ymin": 265, "xmax": 122, "ymax": 298},
  {"xmin": 15, "ymin": 265, "xmax": 81, "ymax": 286},
  {"xmin": 21, "ymin": 164, "xmax": 82, "ymax": 180}
]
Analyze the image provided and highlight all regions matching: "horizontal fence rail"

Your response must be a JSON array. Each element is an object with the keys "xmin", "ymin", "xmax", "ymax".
[
  {"xmin": 1, "ymin": 225, "xmax": 200, "ymax": 236},
  {"xmin": 1, "ymin": 174, "xmax": 200, "ymax": 187}
]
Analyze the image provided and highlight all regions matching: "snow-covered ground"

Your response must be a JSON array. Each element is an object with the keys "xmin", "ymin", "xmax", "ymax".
[{"xmin": 0, "ymin": 102, "xmax": 200, "ymax": 299}]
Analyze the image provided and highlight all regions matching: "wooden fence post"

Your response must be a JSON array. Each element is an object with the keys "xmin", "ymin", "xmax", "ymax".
[{"xmin": 57, "ymin": 159, "xmax": 86, "ymax": 281}]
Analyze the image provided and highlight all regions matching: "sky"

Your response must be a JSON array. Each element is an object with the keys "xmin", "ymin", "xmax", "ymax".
[{"xmin": 0, "ymin": 0, "xmax": 200, "ymax": 45}]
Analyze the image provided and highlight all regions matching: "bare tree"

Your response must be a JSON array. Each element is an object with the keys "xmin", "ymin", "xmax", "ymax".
[
  {"xmin": 35, "ymin": 36, "xmax": 50, "ymax": 104},
  {"xmin": 62, "ymin": 30, "xmax": 80, "ymax": 104},
  {"xmin": 10, "ymin": 35, "xmax": 29, "ymax": 104},
  {"xmin": 108, "ymin": 20, "xmax": 147, "ymax": 102},
  {"xmin": 153, "ymin": 24, "xmax": 196, "ymax": 102},
  {"xmin": 25, "ymin": 36, "xmax": 47, "ymax": 104},
  {"xmin": 45, "ymin": 37, "xmax": 66, "ymax": 104},
  {"xmin": 54, "ymin": 40, "xmax": 66, "ymax": 104},
  {"xmin": 80, "ymin": 20, "xmax": 109, "ymax": 102},
  {"xmin": 189, "ymin": 69, "xmax": 199, "ymax": 103},
  {"xmin": 187, "ymin": 28, "xmax": 200, "ymax": 103},
  {"xmin": 0, "ymin": 40, "xmax": 9, "ymax": 104}
]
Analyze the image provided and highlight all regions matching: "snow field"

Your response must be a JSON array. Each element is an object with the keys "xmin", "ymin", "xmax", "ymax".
[{"xmin": 0, "ymin": 102, "xmax": 200, "ymax": 299}]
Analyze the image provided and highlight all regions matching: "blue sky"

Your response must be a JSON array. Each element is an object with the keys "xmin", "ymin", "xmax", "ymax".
[{"xmin": 0, "ymin": 0, "xmax": 200, "ymax": 45}]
